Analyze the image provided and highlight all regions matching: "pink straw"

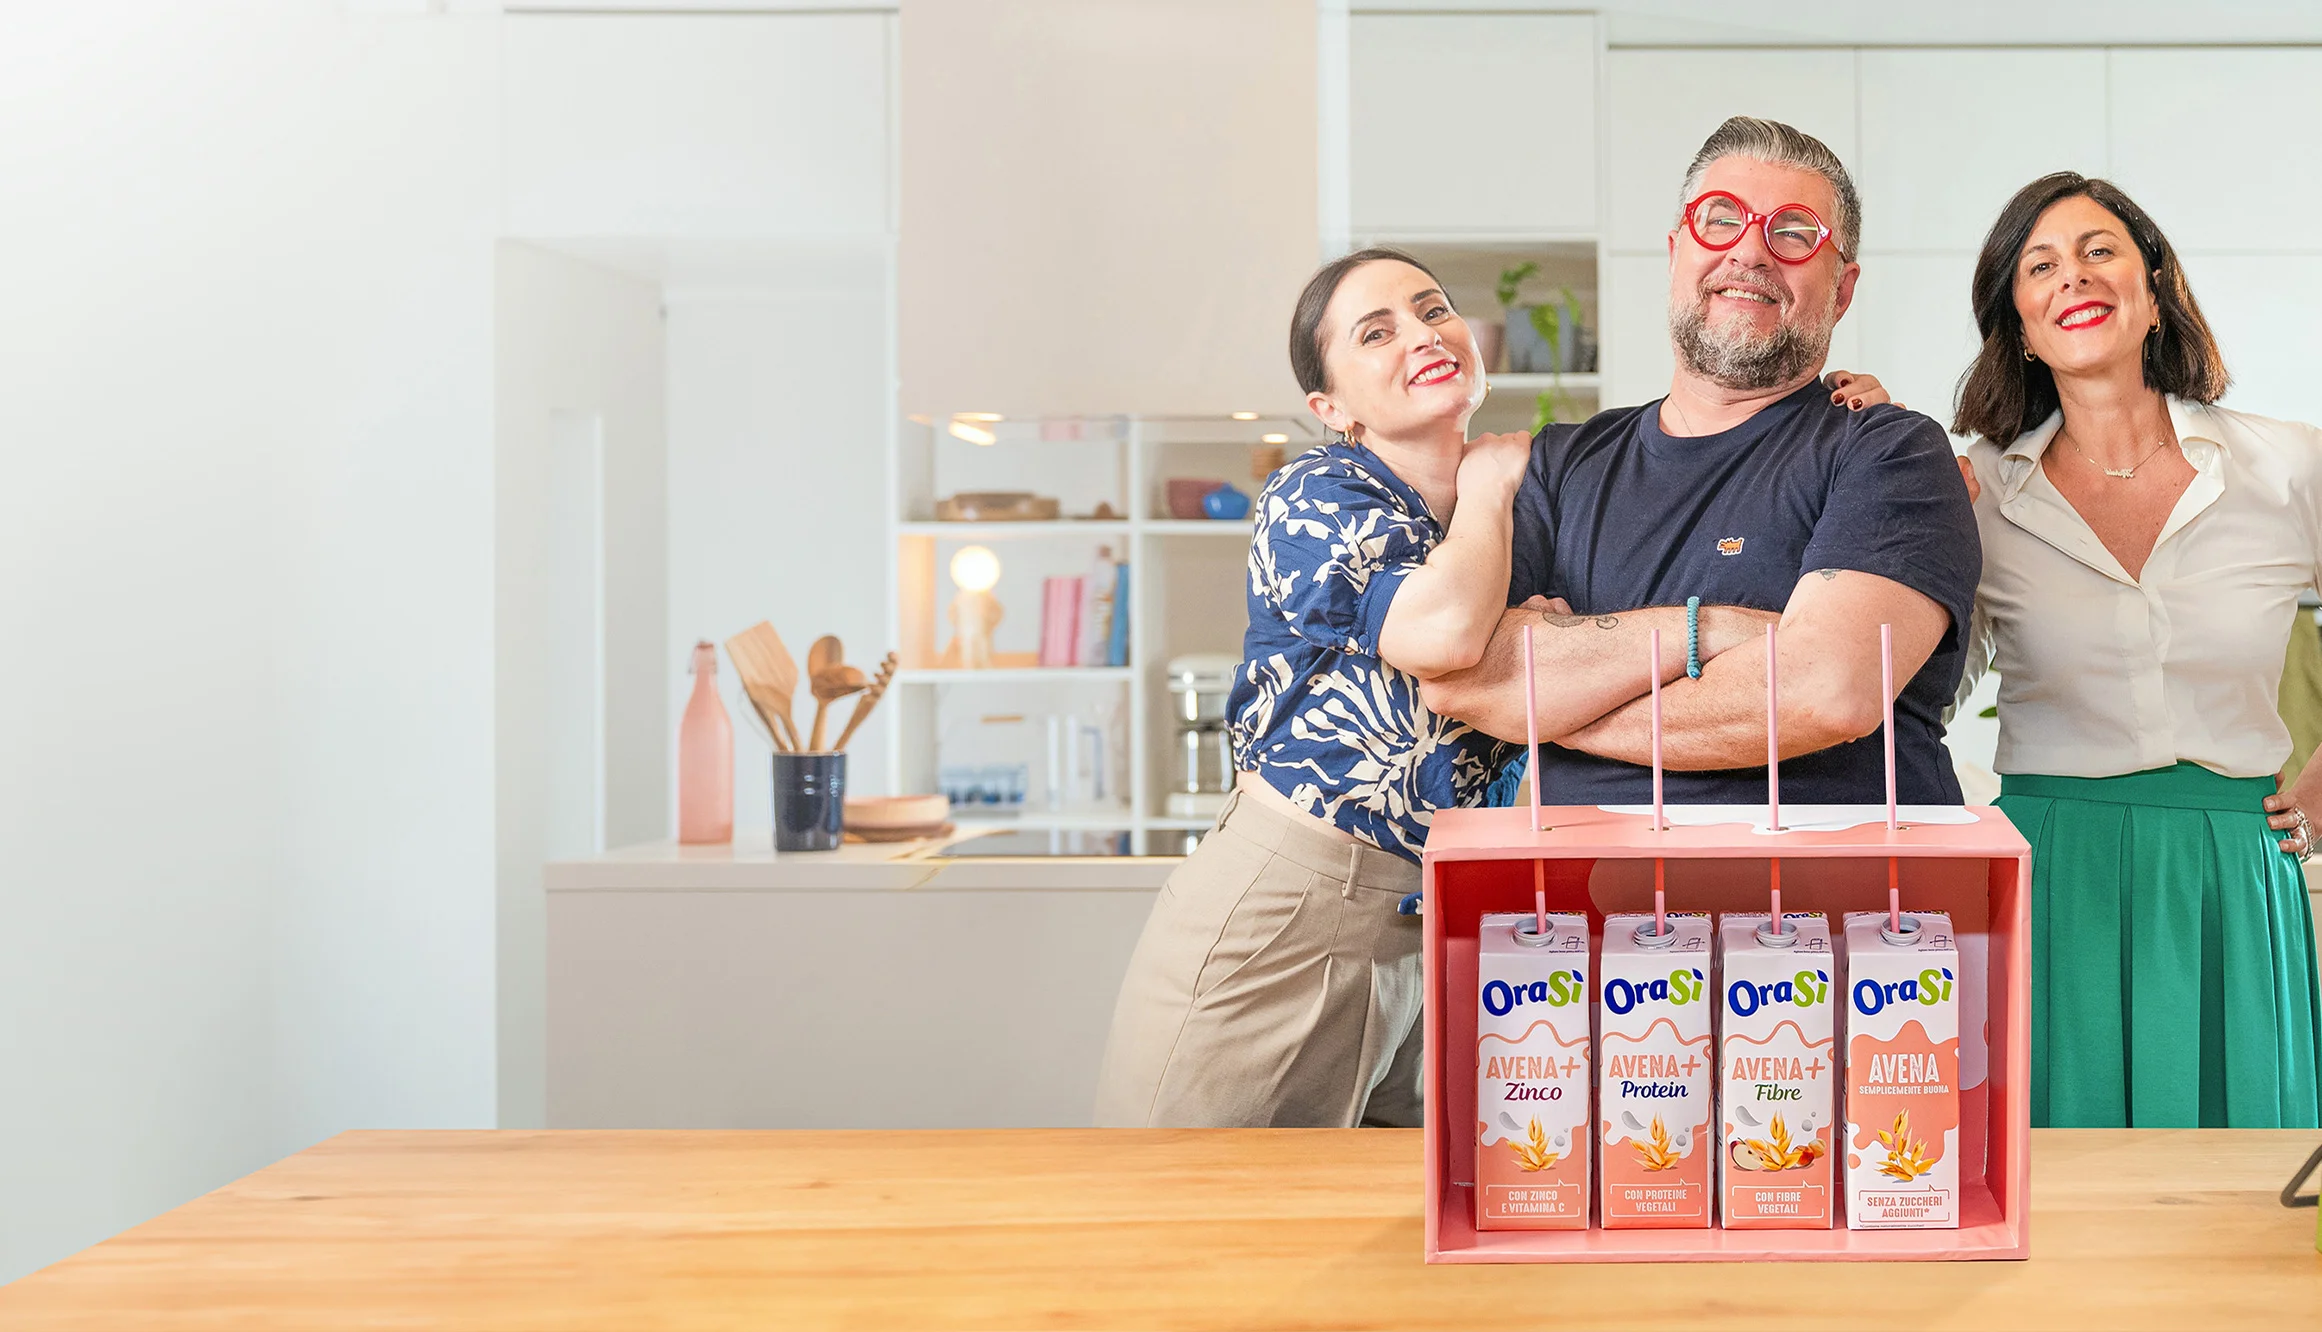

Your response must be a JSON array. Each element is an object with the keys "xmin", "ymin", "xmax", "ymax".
[
  {"xmin": 1525, "ymin": 624, "xmax": 1545, "ymax": 935},
  {"xmin": 1524, "ymin": 625, "xmax": 1542, "ymax": 833},
  {"xmin": 1882, "ymin": 623, "xmax": 1898, "ymax": 831},
  {"xmin": 1884, "ymin": 621, "xmax": 1901, "ymax": 935},
  {"xmin": 1649, "ymin": 628, "xmax": 1665, "ymax": 831},
  {"xmin": 1765, "ymin": 622, "xmax": 1781, "ymax": 831},
  {"xmin": 1534, "ymin": 860, "xmax": 1548, "ymax": 940},
  {"xmin": 1654, "ymin": 857, "xmax": 1667, "ymax": 939},
  {"xmin": 1889, "ymin": 856, "xmax": 1902, "ymax": 938},
  {"xmin": 1769, "ymin": 857, "xmax": 1782, "ymax": 925}
]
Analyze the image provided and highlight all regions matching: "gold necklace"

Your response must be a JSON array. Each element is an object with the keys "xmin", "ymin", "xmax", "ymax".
[{"xmin": 2063, "ymin": 430, "xmax": 2176, "ymax": 480}]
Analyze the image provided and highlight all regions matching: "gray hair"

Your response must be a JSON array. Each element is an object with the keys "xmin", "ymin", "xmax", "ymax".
[{"xmin": 1677, "ymin": 116, "xmax": 1861, "ymax": 261}]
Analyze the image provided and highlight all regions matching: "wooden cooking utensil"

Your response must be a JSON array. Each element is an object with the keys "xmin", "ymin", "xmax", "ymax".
[
  {"xmin": 832, "ymin": 652, "xmax": 900, "ymax": 752},
  {"xmin": 806, "ymin": 663, "xmax": 869, "ymax": 752},
  {"xmin": 723, "ymin": 622, "xmax": 802, "ymax": 751}
]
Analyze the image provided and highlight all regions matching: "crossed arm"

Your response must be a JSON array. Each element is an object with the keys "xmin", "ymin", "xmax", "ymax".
[
  {"xmin": 1417, "ymin": 599, "xmax": 1777, "ymax": 741},
  {"xmin": 1419, "ymin": 569, "xmax": 1949, "ymax": 767}
]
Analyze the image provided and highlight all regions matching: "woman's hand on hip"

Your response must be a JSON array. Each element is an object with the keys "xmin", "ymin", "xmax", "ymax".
[{"xmin": 2264, "ymin": 775, "xmax": 2315, "ymax": 860}]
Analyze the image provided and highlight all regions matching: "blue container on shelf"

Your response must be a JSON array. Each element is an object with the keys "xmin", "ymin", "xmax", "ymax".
[{"xmin": 1201, "ymin": 483, "xmax": 1250, "ymax": 521}]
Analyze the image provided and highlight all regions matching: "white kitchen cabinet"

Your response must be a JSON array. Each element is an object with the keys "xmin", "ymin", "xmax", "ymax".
[
  {"xmin": 1349, "ymin": 12, "xmax": 1597, "ymax": 237},
  {"xmin": 546, "ymin": 844, "xmax": 1167, "ymax": 1129},
  {"xmin": 1859, "ymin": 50, "xmax": 2108, "ymax": 253},
  {"xmin": 2109, "ymin": 50, "xmax": 2322, "ymax": 255},
  {"xmin": 1601, "ymin": 252, "xmax": 1675, "ymax": 408},
  {"xmin": 1843, "ymin": 252, "xmax": 1982, "ymax": 439},
  {"xmin": 1605, "ymin": 49, "xmax": 1856, "ymax": 253},
  {"xmin": 502, "ymin": 13, "xmax": 893, "ymax": 238}
]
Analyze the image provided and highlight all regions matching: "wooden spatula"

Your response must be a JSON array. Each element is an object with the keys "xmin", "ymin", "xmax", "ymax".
[
  {"xmin": 832, "ymin": 652, "xmax": 900, "ymax": 752},
  {"xmin": 724, "ymin": 622, "xmax": 802, "ymax": 751},
  {"xmin": 806, "ymin": 661, "xmax": 869, "ymax": 752}
]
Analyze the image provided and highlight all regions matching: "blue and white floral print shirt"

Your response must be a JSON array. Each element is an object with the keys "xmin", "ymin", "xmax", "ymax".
[{"xmin": 1226, "ymin": 441, "xmax": 1510, "ymax": 861}]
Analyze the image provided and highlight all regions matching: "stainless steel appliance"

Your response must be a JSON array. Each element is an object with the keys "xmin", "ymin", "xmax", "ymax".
[{"xmin": 1165, "ymin": 654, "xmax": 1239, "ymax": 822}]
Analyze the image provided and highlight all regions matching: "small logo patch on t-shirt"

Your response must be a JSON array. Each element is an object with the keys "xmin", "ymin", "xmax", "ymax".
[{"xmin": 1716, "ymin": 536, "xmax": 1746, "ymax": 556}]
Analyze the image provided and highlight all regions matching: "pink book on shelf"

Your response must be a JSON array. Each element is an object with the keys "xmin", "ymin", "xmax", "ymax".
[{"xmin": 1039, "ymin": 576, "xmax": 1084, "ymax": 666}]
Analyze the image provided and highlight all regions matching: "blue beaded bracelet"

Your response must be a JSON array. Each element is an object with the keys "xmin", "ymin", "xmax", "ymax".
[{"xmin": 1685, "ymin": 596, "xmax": 1703, "ymax": 679}]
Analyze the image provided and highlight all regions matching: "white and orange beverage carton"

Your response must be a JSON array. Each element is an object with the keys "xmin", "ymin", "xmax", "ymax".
[
  {"xmin": 1718, "ymin": 912, "xmax": 1836, "ymax": 1229},
  {"xmin": 1842, "ymin": 910, "xmax": 1961, "ymax": 1230},
  {"xmin": 1598, "ymin": 911, "xmax": 1713, "ymax": 1229},
  {"xmin": 1475, "ymin": 911, "xmax": 1592, "ymax": 1230}
]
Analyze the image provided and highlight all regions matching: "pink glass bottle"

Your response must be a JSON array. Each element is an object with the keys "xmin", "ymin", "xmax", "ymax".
[{"xmin": 678, "ymin": 641, "xmax": 734, "ymax": 844}]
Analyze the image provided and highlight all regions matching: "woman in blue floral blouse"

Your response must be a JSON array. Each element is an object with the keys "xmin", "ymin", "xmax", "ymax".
[{"xmin": 1093, "ymin": 248, "xmax": 1534, "ymax": 1128}]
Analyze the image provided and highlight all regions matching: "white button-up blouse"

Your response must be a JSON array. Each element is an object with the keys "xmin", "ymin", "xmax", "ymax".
[{"xmin": 1960, "ymin": 398, "xmax": 2322, "ymax": 780}]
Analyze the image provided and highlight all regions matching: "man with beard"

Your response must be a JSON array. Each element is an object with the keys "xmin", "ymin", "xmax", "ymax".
[{"xmin": 1421, "ymin": 116, "xmax": 1980, "ymax": 805}]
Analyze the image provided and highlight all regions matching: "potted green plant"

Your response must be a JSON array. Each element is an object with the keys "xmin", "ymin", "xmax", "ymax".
[{"xmin": 1501, "ymin": 262, "xmax": 1590, "ymax": 427}]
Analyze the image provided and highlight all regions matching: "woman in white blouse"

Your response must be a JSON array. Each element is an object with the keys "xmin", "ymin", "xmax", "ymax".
[{"xmin": 1956, "ymin": 172, "xmax": 2320, "ymax": 1129}]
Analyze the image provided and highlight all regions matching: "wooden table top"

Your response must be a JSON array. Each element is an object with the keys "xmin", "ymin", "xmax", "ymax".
[{"xmin": 2, "ymin": 1129, "xmax": 2316, "ymax": 1330}]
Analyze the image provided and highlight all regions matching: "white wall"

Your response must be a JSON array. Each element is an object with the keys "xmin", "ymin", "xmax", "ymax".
[
  {"xmin": 494, "ymin": 243, "xmax": 668, "ymax": 1129},
  {"xmin": 0, "ymin": 1, "xmax": 894, "ymax": 1283},
  {"xmin": 663, "ymin": 253, "xmax": 895, "ymax": 819},
  {"xmin": 0, "ymin": 3, "xmax": 500, "ymax": 1282}
]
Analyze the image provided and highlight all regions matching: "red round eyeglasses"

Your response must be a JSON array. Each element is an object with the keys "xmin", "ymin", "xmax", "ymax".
[{"xmin": 1683, "ymin": 191, "xmax": 1835, "ymax": 264}]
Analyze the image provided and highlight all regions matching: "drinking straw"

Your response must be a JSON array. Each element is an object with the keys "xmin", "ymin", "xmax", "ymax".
[
  {"xmin": 1535, "ymin": 859, "xmax": 1549, "ymax": 941},
  {"xmin": 1770, "ymin": 856, "xmax": 1783, "ymax": 926},
  {"xmin": 1524, "ymin": 625, "xmax": 1544, "ymax": 936},
  {"xmin": 1524, "ymin": 624, "xmax": 1541, "ymax": 834},
  {"xmin": 1766, "ymin": 622, "xmax": 1781, "ymax": 831},
  {"xmin": 1883, "ymin": 623, "xmax": 1898, "ymax": 831},
  {"xmin": 1650, "ymin": 628, "xmax": 1665, "ymax": 831},
  {"xmin": 1889, "ymin": 855, "xmax": 1902, "ymax": 939},
  {"xmin": 1654, "ymin": 856, "xmax": 1667, "ymax": 940},
  {"xmin": 1884, "ymin": 622, "xmax": 1901, "ymax": 935}
]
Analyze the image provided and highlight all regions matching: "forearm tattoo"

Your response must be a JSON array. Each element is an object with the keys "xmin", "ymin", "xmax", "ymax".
[{"xmin": 1540, "ymin": 610, "xmax": 1621, "ymax": 630}]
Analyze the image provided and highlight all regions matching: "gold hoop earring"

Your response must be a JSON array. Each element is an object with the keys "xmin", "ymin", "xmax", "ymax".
[{"xmin": 2023, "ymin": 346, "xmax": 2038, "ymax": 363}]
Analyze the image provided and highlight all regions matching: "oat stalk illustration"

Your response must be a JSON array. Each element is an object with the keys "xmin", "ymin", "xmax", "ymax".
[
  {"xmin": 1875, "ymin": 1110, "xmax": 1937, "ymax": 1181},
  {"xmin": 1742, "ymin": 1112, "xmax": 1824, "ymax": 1172},
  {"xmin": 1634, "ymin": 1115, "xmax": 1682, "ymax": 1171},
  {"xmin": 1509, "ymin": 1117, "xmax": 1559, "ymax": 1172}
]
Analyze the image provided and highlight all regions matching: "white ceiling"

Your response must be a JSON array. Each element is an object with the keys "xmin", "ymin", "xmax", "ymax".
[{"xmin": 1353, "ymin": 1, "xmax": 2322, "ymax": 47}]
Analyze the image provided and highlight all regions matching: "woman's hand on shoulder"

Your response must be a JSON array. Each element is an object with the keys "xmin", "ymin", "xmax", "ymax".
[
  {"xmin": 1823, "ymin": 370, "xmax": 1901, "ymax": 412},
  {"xmin": 1957, "ymin": 455, "xmax": 1981, "ymax": 504},
  {"xmin": 1458, "ymin": 431, "xmax": 1532, "ymax": 496}
]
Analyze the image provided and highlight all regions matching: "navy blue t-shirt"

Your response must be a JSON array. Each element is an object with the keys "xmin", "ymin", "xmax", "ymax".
[{"xmin": 1509, "ymin": 381, "xmax": 1981, "ymax": 805}]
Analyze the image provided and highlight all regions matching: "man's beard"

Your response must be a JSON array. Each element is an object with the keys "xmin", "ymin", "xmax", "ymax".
[{"xmin": 1669, "ymin": 273, "xmax": 1839, "ymax": 391}]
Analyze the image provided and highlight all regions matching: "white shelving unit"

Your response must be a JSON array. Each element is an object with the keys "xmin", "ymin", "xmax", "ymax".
[{"xmin": 886, "ymin": 413, "xmax": 1313, "ymax": 853}]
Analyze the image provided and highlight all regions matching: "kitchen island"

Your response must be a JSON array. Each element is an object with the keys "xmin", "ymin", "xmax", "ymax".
[
  {"xmin": 544, "ymin": 836, "xmax": 1173, "ymax": 1129},
  {"xmin": 4, "ymin": 1129, "xmax": 2315, "ymax": 1329}
]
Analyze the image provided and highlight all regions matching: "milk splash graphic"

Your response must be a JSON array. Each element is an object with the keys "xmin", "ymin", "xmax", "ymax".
[
  {"xmin": 1474, "ymin": 911, "xmax": 1591, "ymax": 1230},
  {"xmin": 1598, "ymin": 911, "xmax": 1713, "ymax": 1228}
]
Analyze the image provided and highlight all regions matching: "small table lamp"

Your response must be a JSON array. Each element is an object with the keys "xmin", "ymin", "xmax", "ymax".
[{"xmin": 948, "ymin": 544, "xmax": 1003, "ymax": 669}]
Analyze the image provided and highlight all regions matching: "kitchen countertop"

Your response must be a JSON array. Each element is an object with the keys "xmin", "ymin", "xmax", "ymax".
[
  {"xmin": 2, "ymin": 1129, "xmax": 2315, "ymax": 1330},
  {"xmin": 545, "ymin": 834, "xmax": 1178, "ymax": 892}
]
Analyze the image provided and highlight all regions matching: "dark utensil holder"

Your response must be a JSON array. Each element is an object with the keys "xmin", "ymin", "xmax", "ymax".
[{"xmin": 773, "ymin": 752, "xmax": 847, "ymax": 852}]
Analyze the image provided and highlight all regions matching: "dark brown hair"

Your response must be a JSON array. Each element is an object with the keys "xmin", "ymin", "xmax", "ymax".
[
  {"xmin": 1288, "ymin": 247, "xmax": 1446, "ymax": 395},
  {"xmin": 1953, "ymin": 172, "xmax": 2228, "ymax": 441}
]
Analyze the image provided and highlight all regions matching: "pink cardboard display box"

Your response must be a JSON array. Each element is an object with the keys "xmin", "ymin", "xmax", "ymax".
[{"xmin": 1422, "ymin": 802, "xmax": 2032, "ymax": 1263}]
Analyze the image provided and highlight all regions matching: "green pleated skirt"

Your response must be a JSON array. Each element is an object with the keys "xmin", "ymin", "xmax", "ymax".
[{"xmin": 1999, "ymin": 763, "xmax": 2322, "ymax": 1128}]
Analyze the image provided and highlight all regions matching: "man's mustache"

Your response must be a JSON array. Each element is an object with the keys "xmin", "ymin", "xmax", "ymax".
[{"xmin": 1695, "ymin": 272, "xmax": 1791, "ymax": 308}]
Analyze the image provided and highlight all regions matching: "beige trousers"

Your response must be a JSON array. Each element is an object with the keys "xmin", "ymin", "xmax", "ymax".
[{"xmin": 1093, "ymin": 790, "xmax": 1426, "ymax": 1128}]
